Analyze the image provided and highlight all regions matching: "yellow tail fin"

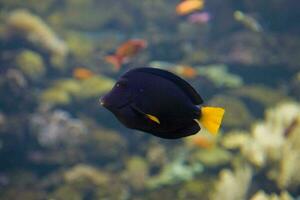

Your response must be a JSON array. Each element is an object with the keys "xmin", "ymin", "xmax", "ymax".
[{"xmin": 199, "ymin": 107, "xmax": 225, "ymax": 136}]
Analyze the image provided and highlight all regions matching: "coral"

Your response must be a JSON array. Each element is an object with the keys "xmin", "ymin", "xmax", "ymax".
[
  {"xmin": 225, "ymin": 102, "xmax": 300, "ymax": 191},
  {"xmin": 146, "ymin": 150, "xmax": 203, "ymax": 189},
  {"xmin": 221, "ymin": 131, "xmax": 250, "ymax": 150},
  {"xmin": 230, "ymin": 85, "xmax": 291, "ymax": 108},
  {"xmin": 83, "ymin": 128, "xmax": 127, "ymax": 162},
  {"xmin": 208, "ymin": 95, "xmax": 254, "ymax": 129},
  {"xmin": 192, "ymin": 147, "xmax": 233, "ymax": 167},
  {"xmin": 196, "ymin": 64, "xmax": 243, "ymax": 88},
  {"xmin": 123, "ymin": 156, "xmax": 149, "ymax": 191},
  {"xmin": 4, "ymin": 9, "xmax": 68, "ymax": 67},
  {"xmin": 146, "ymin": 142, "xmax": 167, "ymax": 169},
  {"xmin": 178, "ymin": 179, "xmax": 213, "ymax": 200},
  {"xmin": 65, "ymin": 31, "xmax": 95, "ymax": 62},
  {"xmin": 16, "ymin": 50, "xmax": 45, "ymax": 80},
  {"xmin": 51, "ymin": 164, "xmax": 113, "ymax": 200},
  {"xmin": 211, "ymin": 166, "xmax": 252, "ymax": 200},
  {"xmin": 75, "ymin": 75, "xmax": 114, "ymax": 100},
  {"xmin": 40, "ymin": 88, "xmax": 71, "ymax": 106},
  {"xmin": 64, "ymin": 164, "xmax": 109, "ymax": 186},
  {"xmin": 30, "ymin": 109, "xmax": 87, "ymax": 147},
  {"xmin": 250, "ymin": 190, "xmax": 294, "ymax": 200},
  {"xmin": 290, "ymin": 72, "xmax": 300, "ymax": 100},
  {"xmin": 40, "ymin": 75, "xmax": 114, "ymax": 105},
  {"xmin": 50, "ymin": 185, "xmax": 82, "ymax": 200}
]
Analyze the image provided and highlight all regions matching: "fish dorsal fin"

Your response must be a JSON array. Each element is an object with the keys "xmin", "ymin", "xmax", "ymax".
[{"xmin": 132, "ymin": 67, "xmax": 203, "ymax": 105}]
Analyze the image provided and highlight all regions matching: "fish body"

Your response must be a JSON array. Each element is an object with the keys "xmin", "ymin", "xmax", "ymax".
[
  {"xmin": 187, "ymin": 12, "xmax": 211, "ymax": 24},
  {"xmin": 105, "ymin": 39, "xmax": 147, "ymax": 71},
  {"xmin": 73, "ymin": 67, "xmax": 94, "ymax": 80},
  {"xmin": 101, "ymin": 67, "xmax": 224, "ymax": 139},
  {"xmin": 176, "ymin": 0, "xmax": 204, "ymax": 16},
  {"xmin": 234, "ymin": 10, "xmax": 263, "ymax": 32},
  {"xmin": 149, "ymin": 62, "xmax": 198, "ymax": 79}
]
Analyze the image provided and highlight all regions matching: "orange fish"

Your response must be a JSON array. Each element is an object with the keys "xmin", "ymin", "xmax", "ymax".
[
  {"xmin": 73, "ymin": 67, "xmax": 94, "ymax": 80},
  {"xmin": 174, "ymin": 65, "xmax": 198, "ymax": 78},
  {"xmin": 188, "ymin": 134, "xmax": 215, "ymax": 149},
  {"xmin": 176, "ymin": 0, "xmax": 204, "ymax": 16},
  {"xmin": 105, "ymin": 39, "xmax": 148, "ymax": 71}
]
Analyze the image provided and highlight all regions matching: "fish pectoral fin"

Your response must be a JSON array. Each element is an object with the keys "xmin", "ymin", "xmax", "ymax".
[
  {"xmin": 146, "ymin": 114, "xmax": 160, "ymax": 124},
  {"xmin": 130, "ymin": 104, "xmax": 160, "ymax": 124}
]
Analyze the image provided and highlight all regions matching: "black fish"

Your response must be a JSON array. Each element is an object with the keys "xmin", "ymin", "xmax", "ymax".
[{"xmin": 100, "ymin": 67, "xmax": 224, "ymax": 139}]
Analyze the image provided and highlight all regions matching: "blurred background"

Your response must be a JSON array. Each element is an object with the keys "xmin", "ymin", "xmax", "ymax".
[{"xmin": 0, "ymin": 0, "xmax": 300, "ymax": 199}]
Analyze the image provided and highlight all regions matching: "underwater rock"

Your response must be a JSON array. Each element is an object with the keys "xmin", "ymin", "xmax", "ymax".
[
  {"xmin": 4, "ymin": 9, "xmax": 68, "ymax": 67},
  {"xmin": 30, "ymin": 109, "xmax": 87, "ymax": 147},
  {"xmin": 16, "ymin": 50, "xmax": 45, "ymax": 80},
  {"xmin": 123, "ymin": 156, "xmax": 149, "ymax": 191},
  {"xmin": 209, "ymin": 95, "xmax": 254, "ymax": 129},
  {"xmin": 250, "ymin": 190, "xmax": 294, "ymax": 200},
  {"xmin": 211, "ymin": 166, "xmax": 252, "ymax": 200}
]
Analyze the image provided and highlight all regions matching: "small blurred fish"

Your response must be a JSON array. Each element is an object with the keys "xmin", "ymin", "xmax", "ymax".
[
  {"xmin": 173, "ymin": 65, "xmax": 198, "ymax": 79},
  {"xmin": 101, "ymin": 67, "xmax": 224, "ymax": 139},
  {"xmin": 187, "ymin": 134, "xmax": 216, "ymax": 149},
  {"xmin": 234, "ymin": 10, "xmax": 263, "ymax": 32},
  {"xmin": 105, "ymin": 39, "xmax": 147, "ymax": 71},
  {"xmin": 73, "ymin": 67, "xmax": 94, "ymax": 80},
  {"xmin": 176, "ymin": 0, "xmax": 205, "ymax": 16},
  {"xmin": 149, "ymin": 61, "xmax": 198, "ymax": 79},
  {"xmin": 187, "ymin": 11, "xmax": 211, "ymax": 24}
]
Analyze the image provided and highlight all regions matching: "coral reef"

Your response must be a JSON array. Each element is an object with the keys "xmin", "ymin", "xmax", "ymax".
[
  {"xmin": 16, "ymin": 50, "xmax": 45, "ymax": 80},
  {"xmin": 30, "ymin": 108, "xmax": 87, "ymax": 147},
  {"xmin": 250, "ymin": 191, "xmax": 294, "ymax": 200},
  {"xmin": 4, "ymin": 9, "xmax": 68, "ymax": 68},
  {"xmin": 40, "ymin": 75, "xmax": 115, "ymax": 106},
  {"xmin": 123, "ymin": 156, "xmax": 149, "ymax": 191},
  {"xmin": 196, "ymin": 64, "xmax": 243, "ymax": 88},
  {"xmin": 223, "ymin": 102, "xmax": 300, "ymax": 191},
  {"xmin": 208, "ymin": 95, "xmax": 254, "ymax": 129},
  {"xmin": 0, "ymin": 0, "xmax": 299, "ymax": 199},
  {"xmin": 211, "ymin": 166, "xmax": 252, "ymax": 200},
  {"xmin": 146, "ymin": 150, "xmax": 203, "ymax": 189},
  {"xmin": 192, "ymin": 147, "xmax": 233, "ymax": 168}
]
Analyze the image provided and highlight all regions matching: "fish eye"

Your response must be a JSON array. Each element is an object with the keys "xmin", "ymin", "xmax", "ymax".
[{"xmin": 115, "ymin": 80, "xmax": 127, "ymax": 88}]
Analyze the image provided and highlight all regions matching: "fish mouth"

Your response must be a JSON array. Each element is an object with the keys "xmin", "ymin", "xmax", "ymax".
[
  {"xmin": 100, "ymin": 97, "xmax": 132, "ymax": 111},
  {"xmin": 117, "ymin": 100, "xmax": 133, "ymax": 110}
]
